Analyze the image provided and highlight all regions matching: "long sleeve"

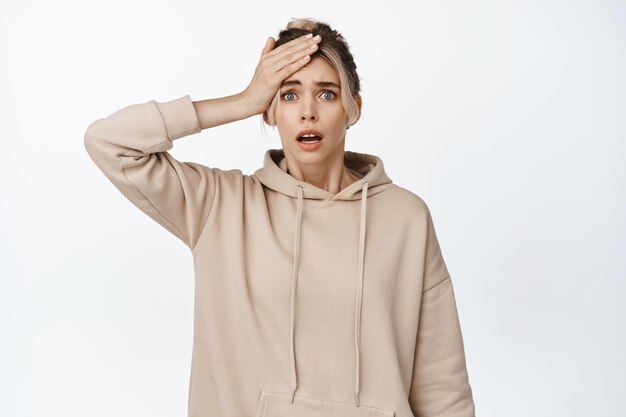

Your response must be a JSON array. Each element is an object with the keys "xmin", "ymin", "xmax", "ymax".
[
  {"xmin": 409, "ymin": 209, "xmax": 476, "ymax": 417},
  {"xmin": 83, "ymin": 95, "xmax": 216, "ymax": 251}
]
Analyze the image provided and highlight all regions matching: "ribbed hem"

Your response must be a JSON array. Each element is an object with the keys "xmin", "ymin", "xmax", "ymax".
[{"xmin": 155, "ymin": 95, "xmax": 202, "ymax": 141}]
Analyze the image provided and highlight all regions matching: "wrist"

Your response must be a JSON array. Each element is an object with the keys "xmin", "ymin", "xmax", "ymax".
[{"xmin": 239, "ymin": 90, "xmax": 264, "ymax": 117}]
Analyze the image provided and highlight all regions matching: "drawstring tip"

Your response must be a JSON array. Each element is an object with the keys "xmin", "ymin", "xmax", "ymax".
[
  {"xmin": 290, "ymin": 390, "xmax": 295, "ymax": 404},
  {"xmin": 354, "ymin": 392, "xmax": 360, "ymax": 407}
]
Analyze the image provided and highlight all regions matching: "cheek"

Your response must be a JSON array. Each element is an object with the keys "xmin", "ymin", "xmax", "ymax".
[
  {"xmin": 323, "ymin": 105, "xmax": 347, "ymax": 127},
  {"xmin": 274, "ymin": 109, "xmax": 293, "ymax": 133},
  {"xmin": 274, "ymin": 106, "xmax": 291, "ymax": 126}
]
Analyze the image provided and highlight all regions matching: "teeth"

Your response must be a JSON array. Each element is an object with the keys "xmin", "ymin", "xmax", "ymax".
[{"xmin": 298, "ymin": 133, "xmax": 321, "ymax": 143}]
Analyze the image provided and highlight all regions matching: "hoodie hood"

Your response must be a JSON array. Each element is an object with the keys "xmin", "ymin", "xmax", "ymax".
[
  {"xmin": 253, "ymin": 148, "xmax": 393, "ymax": 407},
  {"xmin": 254, "ymin": 149, "xmax": 393, "ymax": 201}
]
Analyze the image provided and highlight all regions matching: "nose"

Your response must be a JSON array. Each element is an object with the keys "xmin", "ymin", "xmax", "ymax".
[{"xmin": 300, "ymin": 98, "xmax": 318, "ymax": 122}]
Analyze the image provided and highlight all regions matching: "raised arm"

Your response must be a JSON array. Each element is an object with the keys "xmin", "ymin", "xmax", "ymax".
[
  {"xmin": 83, "ymin": 33, "xmax": 322, "ymax": 250},
  {"xmin": 83, "ymin": 93, "xmax": 255, "ymax": 250}
]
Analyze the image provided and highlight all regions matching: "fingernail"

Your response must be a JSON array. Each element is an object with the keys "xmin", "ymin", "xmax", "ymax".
[
  {"xmin": 306, "ymin": 33, "xmax": 313, "ymax": 38},
  {"xmin": 313, "ymin": 35, "xmax": 321, "ymax": 41}
]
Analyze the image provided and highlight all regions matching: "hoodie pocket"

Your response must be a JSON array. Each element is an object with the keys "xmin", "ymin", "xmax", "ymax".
[{"xmin": 255, "ymin": 388, "xmax": 395, "ymax": 417}]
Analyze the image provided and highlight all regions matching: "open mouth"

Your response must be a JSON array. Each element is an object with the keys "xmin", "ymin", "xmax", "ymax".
[
  {"xmin": 296, "ymin": 129, "xmax": 324, "ymax": 143},
  {"xmin": 297, "ymin": 136, "xmax": 322, "ymax": 143}
]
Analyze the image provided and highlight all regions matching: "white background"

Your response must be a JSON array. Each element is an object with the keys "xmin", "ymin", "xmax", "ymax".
[{"xmin": 1, "ymin": 1, "xmax": 624, "ymax": 416}]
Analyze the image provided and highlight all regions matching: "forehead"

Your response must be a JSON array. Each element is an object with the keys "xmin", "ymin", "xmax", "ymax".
[{"xmin": 282, "ymin": 56, "xmax": 340, "ymax": 86}]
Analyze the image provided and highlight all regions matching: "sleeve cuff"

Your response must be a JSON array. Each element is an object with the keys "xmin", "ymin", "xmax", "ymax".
[{"xmin": 155, "ymin": 95, "xmax": 202, "ymax": 141}]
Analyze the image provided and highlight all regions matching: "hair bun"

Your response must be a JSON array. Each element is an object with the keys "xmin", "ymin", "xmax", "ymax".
[{"xmin": 286, "ymin": 17, "xmax": 318, "ymax": 31}]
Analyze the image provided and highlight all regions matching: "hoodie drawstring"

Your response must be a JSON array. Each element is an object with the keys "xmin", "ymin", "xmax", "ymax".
[
  {"xmin": 289, "ymin": 181, "xmax": 369, "ymax": 407},
  {"xmin": 289, "ymin": 185, "xmax": 304, "ymax": 404}
]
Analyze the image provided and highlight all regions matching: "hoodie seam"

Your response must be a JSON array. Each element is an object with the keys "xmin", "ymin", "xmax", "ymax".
[
  {"xmin": 169, "ymin": 127, "xmax": 201, "ymax": 141},
  {"xmin": 422, "ymin": 275, "xmax": 451, "ymax": 293},
  {"xmin": 190, "ymin": 168, "xmax": 218, "ymax": 252},
  {"xmin": 152, "ymin": 97, "xmax": 202, "ymax": 141},
  {"xmin": 261, "ymin": 388, "xmax": 392, "ymax": 411}
]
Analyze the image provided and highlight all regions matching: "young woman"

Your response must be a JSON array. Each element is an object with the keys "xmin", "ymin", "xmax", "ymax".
[{"xmin": 84, "ymin": 17, "xmax": 476, "ymax": 417}]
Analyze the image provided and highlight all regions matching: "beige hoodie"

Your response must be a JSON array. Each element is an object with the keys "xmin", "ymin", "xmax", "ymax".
[{"xmin": 83, "ymin": 94, "xmax": 476, "ymax": 417}]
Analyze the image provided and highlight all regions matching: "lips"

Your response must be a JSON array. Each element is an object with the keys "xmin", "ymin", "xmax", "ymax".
[{"xmin": 295, "ymin": 128, "xmax": 324, "ymax": 141}]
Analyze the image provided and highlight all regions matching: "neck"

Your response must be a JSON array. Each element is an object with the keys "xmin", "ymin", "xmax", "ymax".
[{"xmin": 283, "ymin": 148, "xmax": 361, "ymax": 193}]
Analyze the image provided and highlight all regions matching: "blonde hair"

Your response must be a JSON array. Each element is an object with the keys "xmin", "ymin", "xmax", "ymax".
[{"xmin": 262, "ymin": 18, "xmax": 362, "ymax": 131}]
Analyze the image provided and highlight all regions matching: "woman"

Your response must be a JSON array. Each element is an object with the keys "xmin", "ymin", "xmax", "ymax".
[{"xmin": 84, "ymin": 17, "xmax": 476, "ymax": 417}]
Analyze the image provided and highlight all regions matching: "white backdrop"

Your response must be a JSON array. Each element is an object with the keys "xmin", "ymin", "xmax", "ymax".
[{"xmin": 1, "ymin": 1, "xmax": 624, "ymax": 416}]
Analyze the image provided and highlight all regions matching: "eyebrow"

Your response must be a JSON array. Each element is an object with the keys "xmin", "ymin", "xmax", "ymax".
[{"xmin": 280, "ymin": 80, "xmax": 341, "ymax": 90}]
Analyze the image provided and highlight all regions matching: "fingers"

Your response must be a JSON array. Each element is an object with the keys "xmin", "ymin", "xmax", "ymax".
[
  {"xmin": 262, "ymin": 37, "xmax": 275, "ymax": 55},
  {"xmin": 256, "ymin": 33, "xmax": 321, "ymax": 94},
  {"xmin": 263, "ymin": 34, "xmax": 308, "ymax": 58},
  {"xmin": 264, "ymin": 33, "xmax": 318, "ymax": 61},
  {"xmin": 276, "ymin": 38, "xmax": 318, "ymax": 73},
  {"xmin": 265, "ymin": 36, "xmax": 321, "ymax": 72},
  {"xmin": 277, "ymin": 48, "xmax": 316, "ymax": 79}
]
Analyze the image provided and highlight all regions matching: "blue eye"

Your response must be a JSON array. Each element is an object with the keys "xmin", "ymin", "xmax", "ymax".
[
  {"xmin": 321, "ymin": 90, "xmax": 336, "ymax": 100},
  {"xmin": 281, "ymin": 89, "xmax": 337, "ymax": 101},
  {"xmin": 282, "ymin": 91, "xmax": 297, "ymax": 101}
]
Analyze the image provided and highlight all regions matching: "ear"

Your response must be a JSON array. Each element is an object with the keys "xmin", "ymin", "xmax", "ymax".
[{"xmin": 352, "ymin": 95, "xmax": 363, "ymax": 125}]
